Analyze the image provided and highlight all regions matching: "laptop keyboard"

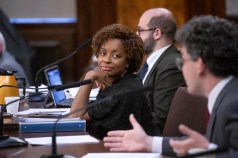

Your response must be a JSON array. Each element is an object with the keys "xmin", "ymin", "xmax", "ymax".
[{"xmin": 58, "ymin": 98, "xmax": 74, "ymax": 107}]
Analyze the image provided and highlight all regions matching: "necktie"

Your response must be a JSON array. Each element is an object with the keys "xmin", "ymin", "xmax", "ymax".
[
  {"xmin": 139, "ymin": 62, "xmax": 148, "ymax": 79},
  {"xmin": 205, "ymin": 107, "xmax": 210, "ymax": 129}
]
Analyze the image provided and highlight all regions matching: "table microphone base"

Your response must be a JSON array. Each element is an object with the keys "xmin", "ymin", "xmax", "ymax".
[
  {"xmin": 41, "ymin": 154, "xmax": 77, "ymax": 158},
  {"xmin": 0, "ymin": 135, "xmax": 28, "ymax": 148}
]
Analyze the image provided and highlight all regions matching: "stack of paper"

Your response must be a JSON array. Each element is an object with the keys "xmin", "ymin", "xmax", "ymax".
[
  {"xmin": 25, "ymin": 135, "xmax": 99, "ymax": 145},
  {"xmin": 17, "ymin": 108, "xmax": 70, "ymax": 116},
  {"xmin": 82, "ymin": 153, "xmax": 160, "ymax": 158}
]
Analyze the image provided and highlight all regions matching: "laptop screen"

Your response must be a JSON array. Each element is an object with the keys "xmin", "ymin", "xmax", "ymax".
[{"xmin": 44, "ymin": 66, "xmax": 66, "ymax": 104}]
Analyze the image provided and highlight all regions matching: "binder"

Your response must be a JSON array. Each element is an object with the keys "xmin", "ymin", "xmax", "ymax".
[{"xmin": 18, "ymin": 118, "xmax": 86, "ymax": 133}]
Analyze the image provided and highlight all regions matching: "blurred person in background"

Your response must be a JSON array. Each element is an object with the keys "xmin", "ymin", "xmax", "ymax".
[{"xmin": 0, "ymin": 31, "xmax": 29, "ymax": 87}]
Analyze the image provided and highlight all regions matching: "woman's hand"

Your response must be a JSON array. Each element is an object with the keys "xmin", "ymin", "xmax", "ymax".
[{"xmin": 85, "ymin": 70, "xmax": 112, "ymax": 90}]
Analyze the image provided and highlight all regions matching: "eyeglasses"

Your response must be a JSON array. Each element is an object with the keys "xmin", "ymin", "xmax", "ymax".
[
  {"xmin": 175, "ymin": 57, "xmax": 183, "ymax": 71},
  {"xmin": 176, "ymin": 56, "xmax": 198, "ymax": 71},
  {"xmin": 137, "ymin": 27, "xmax": 157, "ymax": 36}
]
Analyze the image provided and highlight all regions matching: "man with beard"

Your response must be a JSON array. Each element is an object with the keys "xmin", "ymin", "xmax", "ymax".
[{"xmin": 137, "ymin": 8, "xmax": 185, "ymax": 133}]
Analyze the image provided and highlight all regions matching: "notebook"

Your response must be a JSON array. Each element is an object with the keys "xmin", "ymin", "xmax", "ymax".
[{"xmin": 44, "ymin": 65, "xmax": 74, "ymax": 107}]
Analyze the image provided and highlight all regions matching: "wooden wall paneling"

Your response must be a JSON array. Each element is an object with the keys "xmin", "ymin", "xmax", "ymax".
[
  {"xmin": 75, "ymin": 0, "xmax": 117, "ymax": 80},
  {"xmin": 116, "ymin": 0, "xmax": 225, "ymax": 32},
  {"xmin": 116, "ymin": 0, "xmax": 187, "ymax": 31},
  {"xmin": 210, "ymin": 0, "xmax": 226, "ymax": 17},
  {"xmin": 14, "ymin": 23, "xmax": 77, "ymax": 83},
  {"xmin": 184, "ymin": 0, "xmax": 225, "ymax": 20}
]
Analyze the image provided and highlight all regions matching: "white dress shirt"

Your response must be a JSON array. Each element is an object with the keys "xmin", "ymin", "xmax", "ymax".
[
  {"xmin": 152, "ymin": 76, "xmax": 233, "ymax": 153},
  {"xmin": 142, "ymin": 44, "xmax": 171, "ymax": 84}
]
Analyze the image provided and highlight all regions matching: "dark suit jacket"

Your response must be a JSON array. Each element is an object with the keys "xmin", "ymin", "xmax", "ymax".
[
  {"xmin": 162, "ymin": 77, "xmax": 238, "ymax": 156},
  {"xmin": 206, "ymin": 77, "xmax": 238, "ymax": 150},
  {"xmin": 217, "ymin": 148, "xmax": 238, "ymax": 158},
  {"xmin": 143, "ymin": 45, "xmax": 185, "ymax": 133}
]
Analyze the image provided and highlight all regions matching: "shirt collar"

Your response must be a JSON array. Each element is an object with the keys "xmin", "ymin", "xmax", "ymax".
[
  {"xmin": 142, "ymin": 44, "xmax": 171, "ymax": 83},
  {"xmin": 207, "ymin": 76, "xmax": 233, "ymax": 114},
  {"xmin": 147, "ymin": 44, "xmax": 171, "ymax": 68}
]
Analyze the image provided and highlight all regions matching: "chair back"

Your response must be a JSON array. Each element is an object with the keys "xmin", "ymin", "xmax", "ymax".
[{"xmin": 162, "ymin": 87, "xmax": 207, "ymax": 136}]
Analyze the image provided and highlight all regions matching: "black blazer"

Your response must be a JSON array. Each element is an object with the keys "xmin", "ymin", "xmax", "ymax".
[{"xmin": 143, "ymin": 45, "xmax": 185, "ymax": 133}]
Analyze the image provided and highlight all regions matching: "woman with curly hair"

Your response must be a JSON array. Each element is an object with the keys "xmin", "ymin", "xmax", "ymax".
[{"xmin": 70, "ymin": 24, "xmax": 159, "ymax": 139}]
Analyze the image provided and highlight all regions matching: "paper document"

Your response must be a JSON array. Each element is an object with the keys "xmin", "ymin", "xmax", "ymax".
[
  {"xmin": 66, "ymin": 87, "xmax": 99, "ymax": 100},
  {"xmin": 82, "ymin": 153, "xmax": 160, "ymax": 158},
  {"xmin": 25, "ymin": 135, "xmax": 99, "ymax": 145},
  {"xmin": 17, "ymin": 108, "xmax": 70, "ymax": 115},
  {"xmin": 89, "ymin": 88, "xmax": 99, "ymax": 100},
  {"xmin": 65, "ymin": 87, "xmax": 79, "ymax": 98},
  {"xmin": 18, "ymin": 117, "xmax": 81, "ymax": 123},
  {"xmin": 19, "ymin": 84, "xmax": 48, "ymax": 94}
]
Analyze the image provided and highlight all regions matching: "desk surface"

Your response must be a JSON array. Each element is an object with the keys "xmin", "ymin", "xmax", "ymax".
[
  {"xmin": 2, "ymin": 126, "xmax": 109, "ymax": 158},
  {"xmin": 0, "ymin": 140, "xmax": 109, "ymax": 158},
  {"xmin": 2, "ymin": 100, "xmax": 109, "ymax": 158},
  {"xmin": 3, "ymin": 100, "xmax": 223, "ymax": 158}
]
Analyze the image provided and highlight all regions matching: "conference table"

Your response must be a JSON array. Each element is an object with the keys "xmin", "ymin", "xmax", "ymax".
[
  {"xmin": 0, "ymin": 136, "xmax": 108, "ymax": 157},
  {"xmin": 2, "ymin": 99, "xmax": 109, "ymax": 158},
  {"xmin": 2, "ymin": 98, "xmax": 223, "ymax": 158}
]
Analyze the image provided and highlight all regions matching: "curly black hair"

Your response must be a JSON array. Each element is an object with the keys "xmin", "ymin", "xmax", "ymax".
[
  {"xmin": 92, "ymin": 24, "xmax": 144, "ymax": 73},
  {"xmin": 175, "ymin": 15, "xmax": 238, "ymax": 77}
]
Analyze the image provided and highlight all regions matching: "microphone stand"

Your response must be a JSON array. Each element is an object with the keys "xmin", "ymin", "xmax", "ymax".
[
  {"xmin": 0, "ymin": 92, "xmax": 43, "ymax": 148},
  {"xmin": 0, "ymin": 85, "xmax": 50, "ymax": 103},
  {"xmin": 16, "ymin": 77, "xmax": 26, "ymax": 97},
  {"xmin": 0, "ymin": 85, "xmax": 22, "ymax": 89},
  {"xmin": 48, "ymin": 80, "xmax": 92, "ymax": 91},
  {"xmin": 34, "ymin": 37, "xmax": 92, "ymax": 93},
  {"xmin": 41, "ymin": 86, "xmax": 151, "ymax": 158},
  {"xmin": 45, "ymin": 80, "xmax": 92, "ymax": 108}
]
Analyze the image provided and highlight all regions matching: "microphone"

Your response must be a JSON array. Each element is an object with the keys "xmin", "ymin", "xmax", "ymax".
[
  {"xmin": 16, "ymin": 77, "xmax": 26, "ymax": 96},
  {"xmin": 40, "ymin": 86, "xmax": 151, "ymax": 158},
  {"xmin": 0, "ymin": 85, "xmax": 22, "ymax": 88},
  {"xmin": 0, "ymin": 84, "xmax": 48, "ymax": 104},
  {"xmin": 48, "ymin": 79, "xmax": 92, "ymax": 91},
  {"xmin": 0, "ymin": 92, "xmax": 43, "ymax": 148},
  {"xmin": 0, "ymin": 80, "xmax": 91, "ymax": 105},
  {"xmin": 1, "ymin": 79, "xmax": 91, "ymax": 92},
  {"xmin": 34, "ymin": 38, "xmax": 92, "ymax": 93}
]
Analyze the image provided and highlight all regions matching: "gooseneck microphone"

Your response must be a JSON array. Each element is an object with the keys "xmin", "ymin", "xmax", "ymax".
[
  {"xmin": 34, "ymin": 37, "xmax": 92, "ymax": 93},
  {"xmin": 0, "ymin": 85, "xmax": 22, "ymax": 89},
  {"xmin": 41, "ymin": 86, "xmax": 151, "ymax": 158},
  {"xmin": 0, "ymin": 85, "xmax": 47, "ymax": 90},
  {"xmin": 0, "ymin": 92, "xmax": 44, "ymax": 148},
  {"xmin": 0, "ymin": 80, "xmax": 92, "ymax": 107},
  {"xmin": 1, "ymin": 79, "xmax": 92, "ymax": 92},
  {"xmin": 48, "ymin": 79, "xmax": 92, "ymax": 91}
]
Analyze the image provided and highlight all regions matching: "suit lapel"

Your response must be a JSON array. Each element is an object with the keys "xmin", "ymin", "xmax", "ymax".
[
  {"xmin": 206, "ymin": 78, "xmax": 237, "ymax": 140},
  {"xmin": 144, "ymin": 45, "xmax": 177, "ymax": 86}
]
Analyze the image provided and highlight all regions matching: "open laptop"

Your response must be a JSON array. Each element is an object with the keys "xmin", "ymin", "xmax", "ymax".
[{"xmin": 44, "ymin": 65, "xmax": 74, "ymax": 107}]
